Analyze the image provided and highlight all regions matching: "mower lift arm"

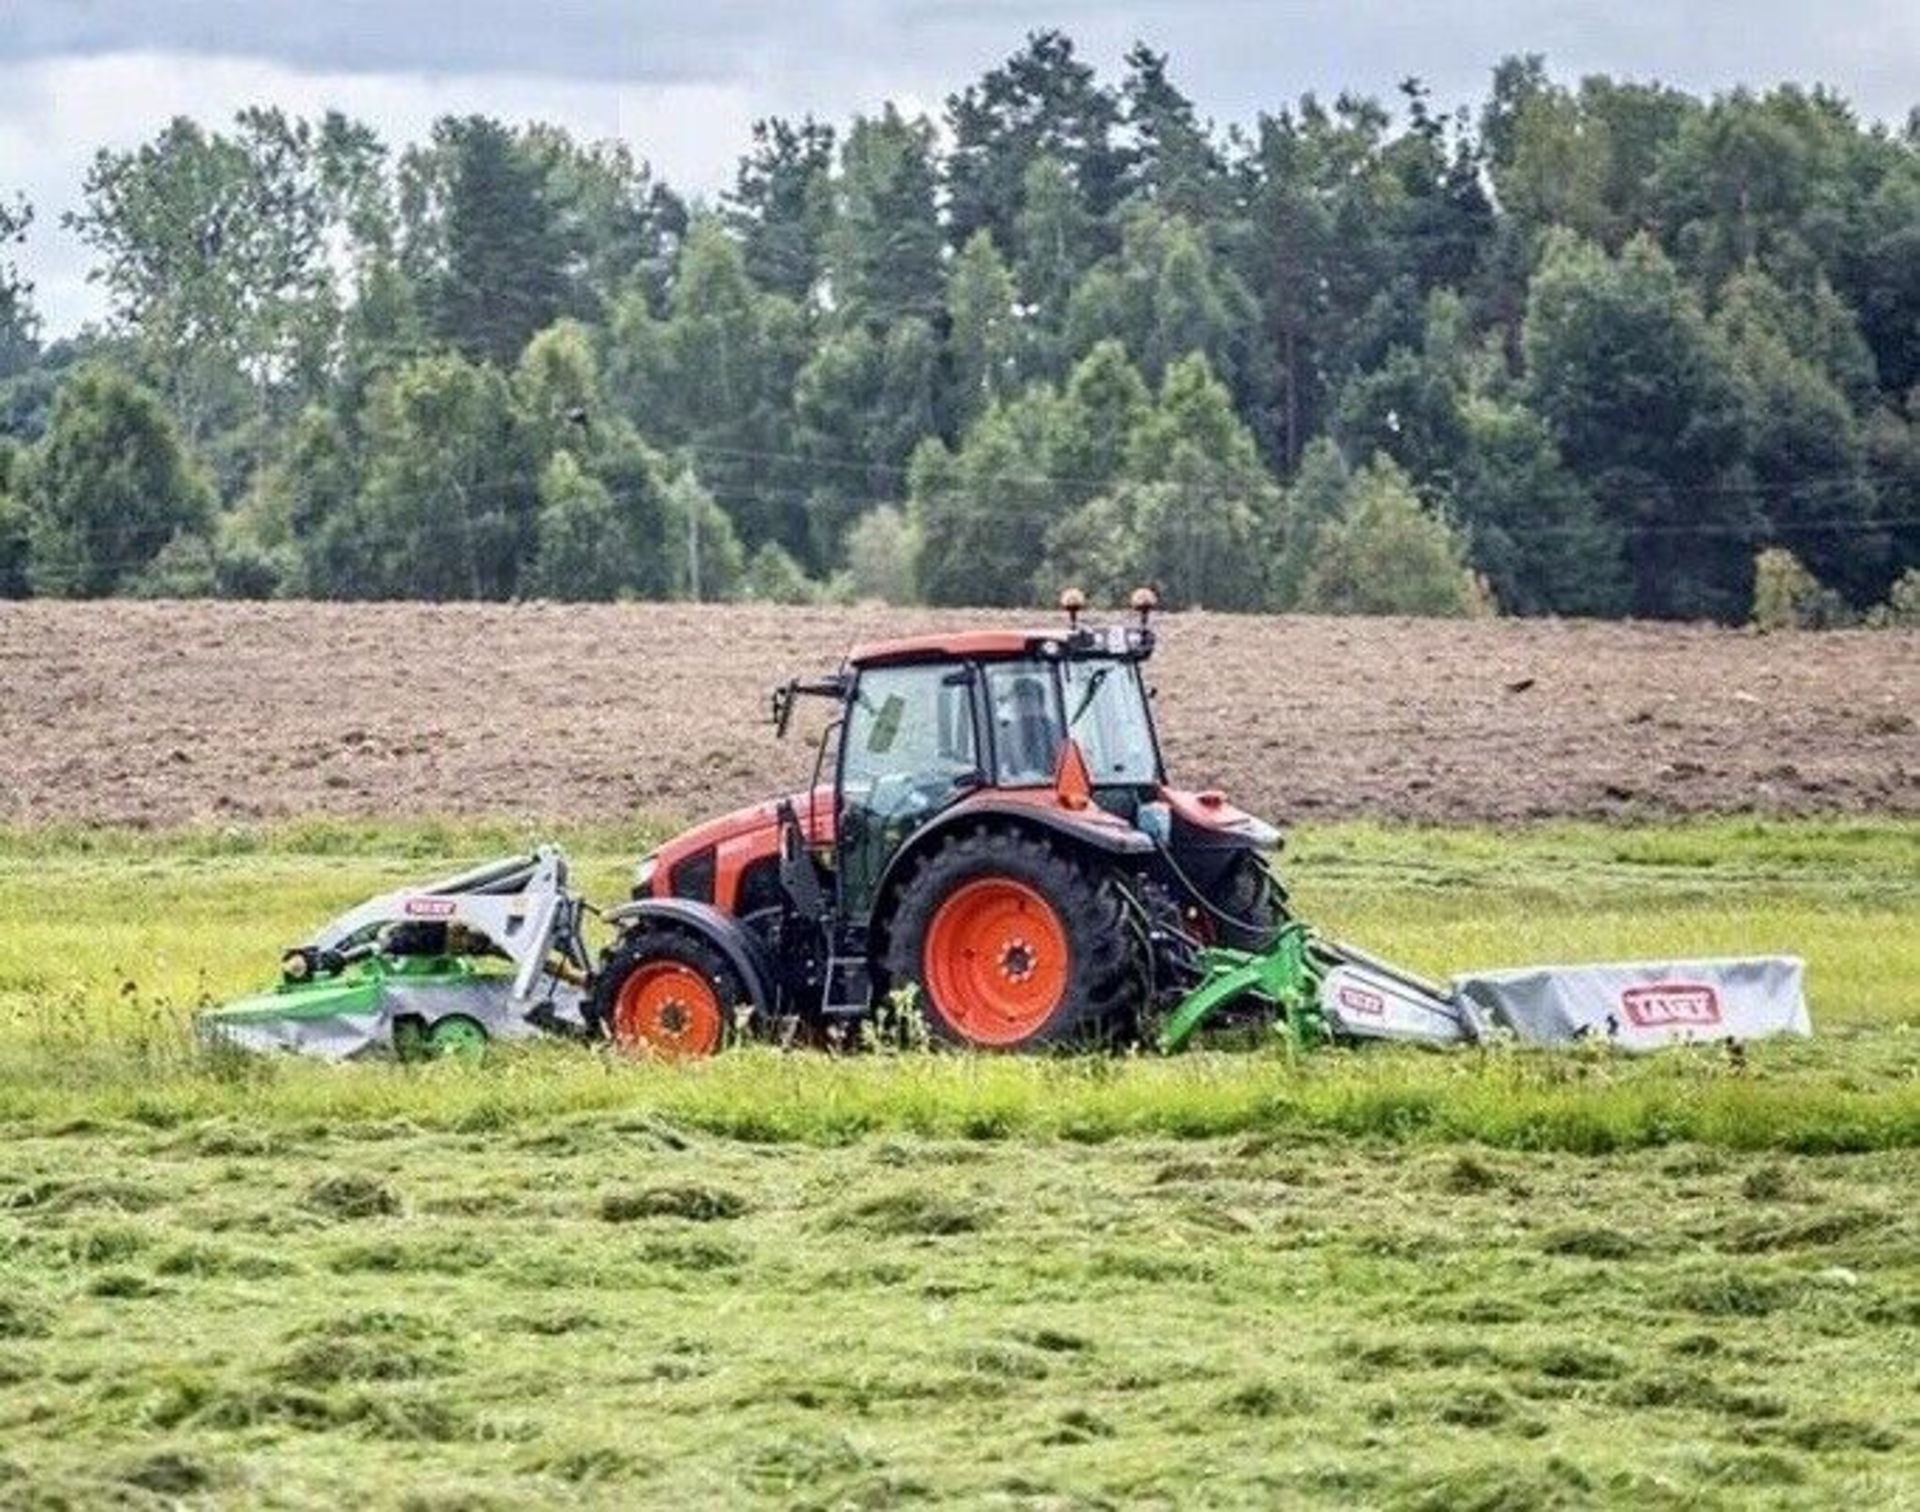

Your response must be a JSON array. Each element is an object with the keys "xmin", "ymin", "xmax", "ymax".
[
  {"xmin": 1159, "ymin": 919, "xmax": 1493, "ymax": 1053},
  {"xmin": 286, "ymin": 846, "xmax": 590, "ymax": 1014},
  {"xmin": 1157, "ymin": 924, "xmax": 1330, "ymax": 1053}
]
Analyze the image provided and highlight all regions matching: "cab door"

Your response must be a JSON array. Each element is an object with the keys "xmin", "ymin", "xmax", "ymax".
[{"xmin": 835, "ymin": 663, "xmax": 982, "ymax": 919}]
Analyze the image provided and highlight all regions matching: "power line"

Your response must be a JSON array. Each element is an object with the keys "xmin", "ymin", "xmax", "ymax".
[
  {"xmin": 636, "ymin": 434, "xmax": 1915, "ymax": 507},
  {"xmin": 15, "ymin": 503, "xmax": 1917, "ymax": 593}
]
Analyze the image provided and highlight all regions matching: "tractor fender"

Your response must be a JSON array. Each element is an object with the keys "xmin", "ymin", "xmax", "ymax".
[
  {"xmin": 865, "ymin": 796, "xmax": 1153, "ymax": 960},
  {"xmin": 599, "ymin": 897, "xmax": 778, "ymax": 1015},
  {"xmin": 1161, "ymin": 786, "xmax": 1282, "ymax": 853}
]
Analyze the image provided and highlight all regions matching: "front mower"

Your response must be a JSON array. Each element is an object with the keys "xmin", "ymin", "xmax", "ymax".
[{"xmin": 200, "ymin": 849, "xmax": 595, "ymax": 1059}]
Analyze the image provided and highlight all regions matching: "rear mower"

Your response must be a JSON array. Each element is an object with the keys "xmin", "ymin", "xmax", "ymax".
[{"xmin": 202, "ymin": 593, "xmax": 1810, "ymax": 1060}]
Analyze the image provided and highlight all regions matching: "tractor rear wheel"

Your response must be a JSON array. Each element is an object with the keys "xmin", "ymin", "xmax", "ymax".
[
  {"xmin": 592, "ymin": 927, "xmax": 744, "ymax": 1060},
  {"xmin": 883, "ymin": 829, "xmax": 1143, "ymax": 1049}
]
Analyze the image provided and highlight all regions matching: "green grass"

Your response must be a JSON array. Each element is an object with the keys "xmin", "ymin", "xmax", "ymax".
[
  {"xmin": 0, "ymin": 819, "xmax": 1915, "ymax": 1506},
  {"xmin": 1, "ymin": 1120, "xmax": 1915, "ymax": 1507}
]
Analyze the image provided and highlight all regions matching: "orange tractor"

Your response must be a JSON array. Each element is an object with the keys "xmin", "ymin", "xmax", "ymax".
[
  {"xmin": 203, "ymin": 595, "xmax": 1809, "ymax": 1062},
  {"xmin": 591, "ymin": 591, "xmax": 1284, "ymax": 1054}
]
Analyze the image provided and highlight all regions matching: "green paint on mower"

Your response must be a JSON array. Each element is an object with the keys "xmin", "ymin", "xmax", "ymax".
[
  {"xmin": 199, "ymin": 954, "xmax": 518, "ymax": 1061},
  {"xmin": 423, "ymin": 1013, "xmax": 491, "ymax": 1061},
  {"xmin": 206, "ymin": 954, "xmax": 482, "ymax": 1025},
  {"xmin": 1157, "ymin": 925, "xmax": 1331, "ymax": 1053}
]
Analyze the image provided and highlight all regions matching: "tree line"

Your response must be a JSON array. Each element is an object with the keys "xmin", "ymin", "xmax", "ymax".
[{"xmin": 0, "ymin": 36, "xmax": 1917, "ymax": 622}]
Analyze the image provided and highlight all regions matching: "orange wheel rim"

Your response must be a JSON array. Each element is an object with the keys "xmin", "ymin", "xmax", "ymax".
[
  {"xmin": 923, "ymin": 878, "xmax": 1070, "ymax": 1045},
  {"xmin": 612, "ymin": 961, "xmax": 724, "ymax": 1059}
]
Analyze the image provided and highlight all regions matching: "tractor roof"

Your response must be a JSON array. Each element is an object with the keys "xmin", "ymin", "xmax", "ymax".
[
  {"xmin": 846, "ymin": 630, "xmax": 1035, "ymax": 667},
  {"xmin": 845, "ymin": 624, "xmax": 1152, "ymax": 669}
]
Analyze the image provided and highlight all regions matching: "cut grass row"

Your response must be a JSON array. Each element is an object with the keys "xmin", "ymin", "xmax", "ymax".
[{"xmin": 2, "ymin": 1121, "xmax": 1915, "ymax": 1508}]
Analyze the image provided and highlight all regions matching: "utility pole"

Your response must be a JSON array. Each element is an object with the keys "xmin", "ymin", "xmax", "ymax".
[{"xmin": 688, "ymin": 493, "xmax": 701, "ymax": 602}]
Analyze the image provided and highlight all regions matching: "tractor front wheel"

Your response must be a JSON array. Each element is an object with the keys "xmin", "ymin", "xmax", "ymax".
[
  {"xmin": 592, "ymin": 927, "xmax": 745, "ymax": 1060},
  {"xmin": 884, "ymin": 829, "xmax": 1142, "ymax": 1050}
]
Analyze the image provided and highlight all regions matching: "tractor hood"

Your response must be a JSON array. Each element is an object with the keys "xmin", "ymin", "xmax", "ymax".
[{"xmin": 639, "ymin": 786, "xmax": 836, "ymax": 908}]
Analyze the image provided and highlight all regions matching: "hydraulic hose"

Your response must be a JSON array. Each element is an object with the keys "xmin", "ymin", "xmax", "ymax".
[{"xmin": 1149, "ymin": 841, "xmax": 1288, "ymax": 950}]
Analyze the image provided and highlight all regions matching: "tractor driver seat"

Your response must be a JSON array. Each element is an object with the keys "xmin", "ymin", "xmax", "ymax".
[{"xmin": 1006, "ymin": 675, "xmax": 1062, "ymax": 783}]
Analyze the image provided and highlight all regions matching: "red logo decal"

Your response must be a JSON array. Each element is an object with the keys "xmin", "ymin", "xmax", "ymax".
[
  {"xmin": 1621, "ymin": 983, "xmax": 1721, "ymax": 1029},
  {"xmin": 403, "ymin": 897, "xmax": 457, "ymax": 918},
  {"xmin": 1337, "ymin": 984, "xmax": 1386, "ymax": 1018}
]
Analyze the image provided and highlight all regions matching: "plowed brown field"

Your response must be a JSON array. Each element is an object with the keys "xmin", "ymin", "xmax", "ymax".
[{"xmin": 0, "ymin": 601, "xmax": 1913, "ymax": 827}]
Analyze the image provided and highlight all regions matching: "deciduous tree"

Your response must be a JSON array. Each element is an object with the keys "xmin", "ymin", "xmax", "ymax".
[
  {"xmin": 0, "ymin": 195, "xmax": 38, "ymax": 381},
  {"xmin": 347, "ymin": 352, "xmax": 534, "ymax": 598},
  {"xmin": 946, "ymin": 231, "xmax": 1023, "ymax": 427},
  {"xmin": 27, "ymin": 365, "xmax": 213, "ymax": 597},
  {"xmin": 1299, "ymin": 456, "xmax": 1484, "ymax": 616},
  {"xmin": 1525, "ymin": 232, "xmax": 1752, "ymax": 618}
]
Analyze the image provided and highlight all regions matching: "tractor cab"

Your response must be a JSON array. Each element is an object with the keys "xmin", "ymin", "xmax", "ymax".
[
  {"xmin": 822, "ymin": 602, "xmax": 1164, "ymax": 918},
  {"xmin": 755, "ymin": 592, "xmax": 1183, "ymax": 897},
  {"xmin": 618, "ymin": 592, "xmax": 1282, "ymax": 1053}
]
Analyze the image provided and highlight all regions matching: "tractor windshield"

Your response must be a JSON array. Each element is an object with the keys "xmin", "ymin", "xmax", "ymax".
[
  {"xmin": 986, "ymin": 657, "xmax": 1158, "ymax": 787},
  {"xmin": 1062, "ymin": 656, "xmax": 1159, "ymax": 785}
]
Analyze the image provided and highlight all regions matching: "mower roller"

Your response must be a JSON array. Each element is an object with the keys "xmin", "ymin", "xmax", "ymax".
[{"xmin": 200, "ymin": 593, "xmax": 1810, "ymax": 1061}]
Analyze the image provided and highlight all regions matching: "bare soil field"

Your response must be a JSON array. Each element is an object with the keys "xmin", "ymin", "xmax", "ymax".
[{"xmin": 0, "ymin": 601, "xmax": 1912, "ymax": 827}]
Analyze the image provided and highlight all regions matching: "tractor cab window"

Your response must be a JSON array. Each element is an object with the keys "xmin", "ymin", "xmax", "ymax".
[
  {"xmin": 985, "ymin": 662, "xmax": 1064, "ymax": 785},
  {"xmin": 838, "ymin": 664, "xmax": 980, "ymax": 913},
  {"xmin": 1061, "ymin": 657, "xmax": 1159, "ymax": 786},
  {"xmin": 986, "ymin": 657, "xmax": 1160, "ymax": 788},
  {"xmin": 842, "ymin": 666, "xmax": 977, "ymax": 797}
]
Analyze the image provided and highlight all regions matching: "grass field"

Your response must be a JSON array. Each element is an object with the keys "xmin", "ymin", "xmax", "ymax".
[{"xmin": 0, "ymin": 819, "xmax": 1916, "ymax": 1507}]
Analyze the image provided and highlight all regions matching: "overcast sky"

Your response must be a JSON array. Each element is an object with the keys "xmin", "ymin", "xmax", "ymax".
[{"xmin": 6, "ymin": 1, "xmax": 1917, "ymax": 336}]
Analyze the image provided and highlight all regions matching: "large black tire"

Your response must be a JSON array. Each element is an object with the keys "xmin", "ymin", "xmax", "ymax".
[
  {"xmin": 1203, "ymin": 853, "xmax": 1283, "ymax": 952},
  {"xmin": 590, "ymin": 925, "xmax": 748, "ymax": 1059},
  {"xmin": 882, "ymin": 828, "xmax": 1144, "ymax": 1050}
]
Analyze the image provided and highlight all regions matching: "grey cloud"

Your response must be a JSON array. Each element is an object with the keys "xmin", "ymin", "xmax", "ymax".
[
  {"xmin": 8, "ymin": 1, "xmax": 856, "ymax": 84},
  {"xmin": 7, "ymin": 2, "xmax": 1916, "ymax": 125}
]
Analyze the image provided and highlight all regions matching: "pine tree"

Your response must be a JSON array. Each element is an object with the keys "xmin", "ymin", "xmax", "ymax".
[
  {"xmin": 829, "ymin": 107, "xmax": 944, "ymax": 329},
  {"xmin": 725, "ymin": 117, "xmax": 836, "ymax": 302},
  {"xmin": 945, "ymin": 31, "xmax": 1125, "ymax": 254},
  {"xmin": 425, "ymin": 117, "xmax": 567, "ymax": 367}
]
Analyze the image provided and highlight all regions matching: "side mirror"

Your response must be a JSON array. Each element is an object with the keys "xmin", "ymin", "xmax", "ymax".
[{"xmin": 772, "ymin": 674, "xmax": 853, "ymax": 738}]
